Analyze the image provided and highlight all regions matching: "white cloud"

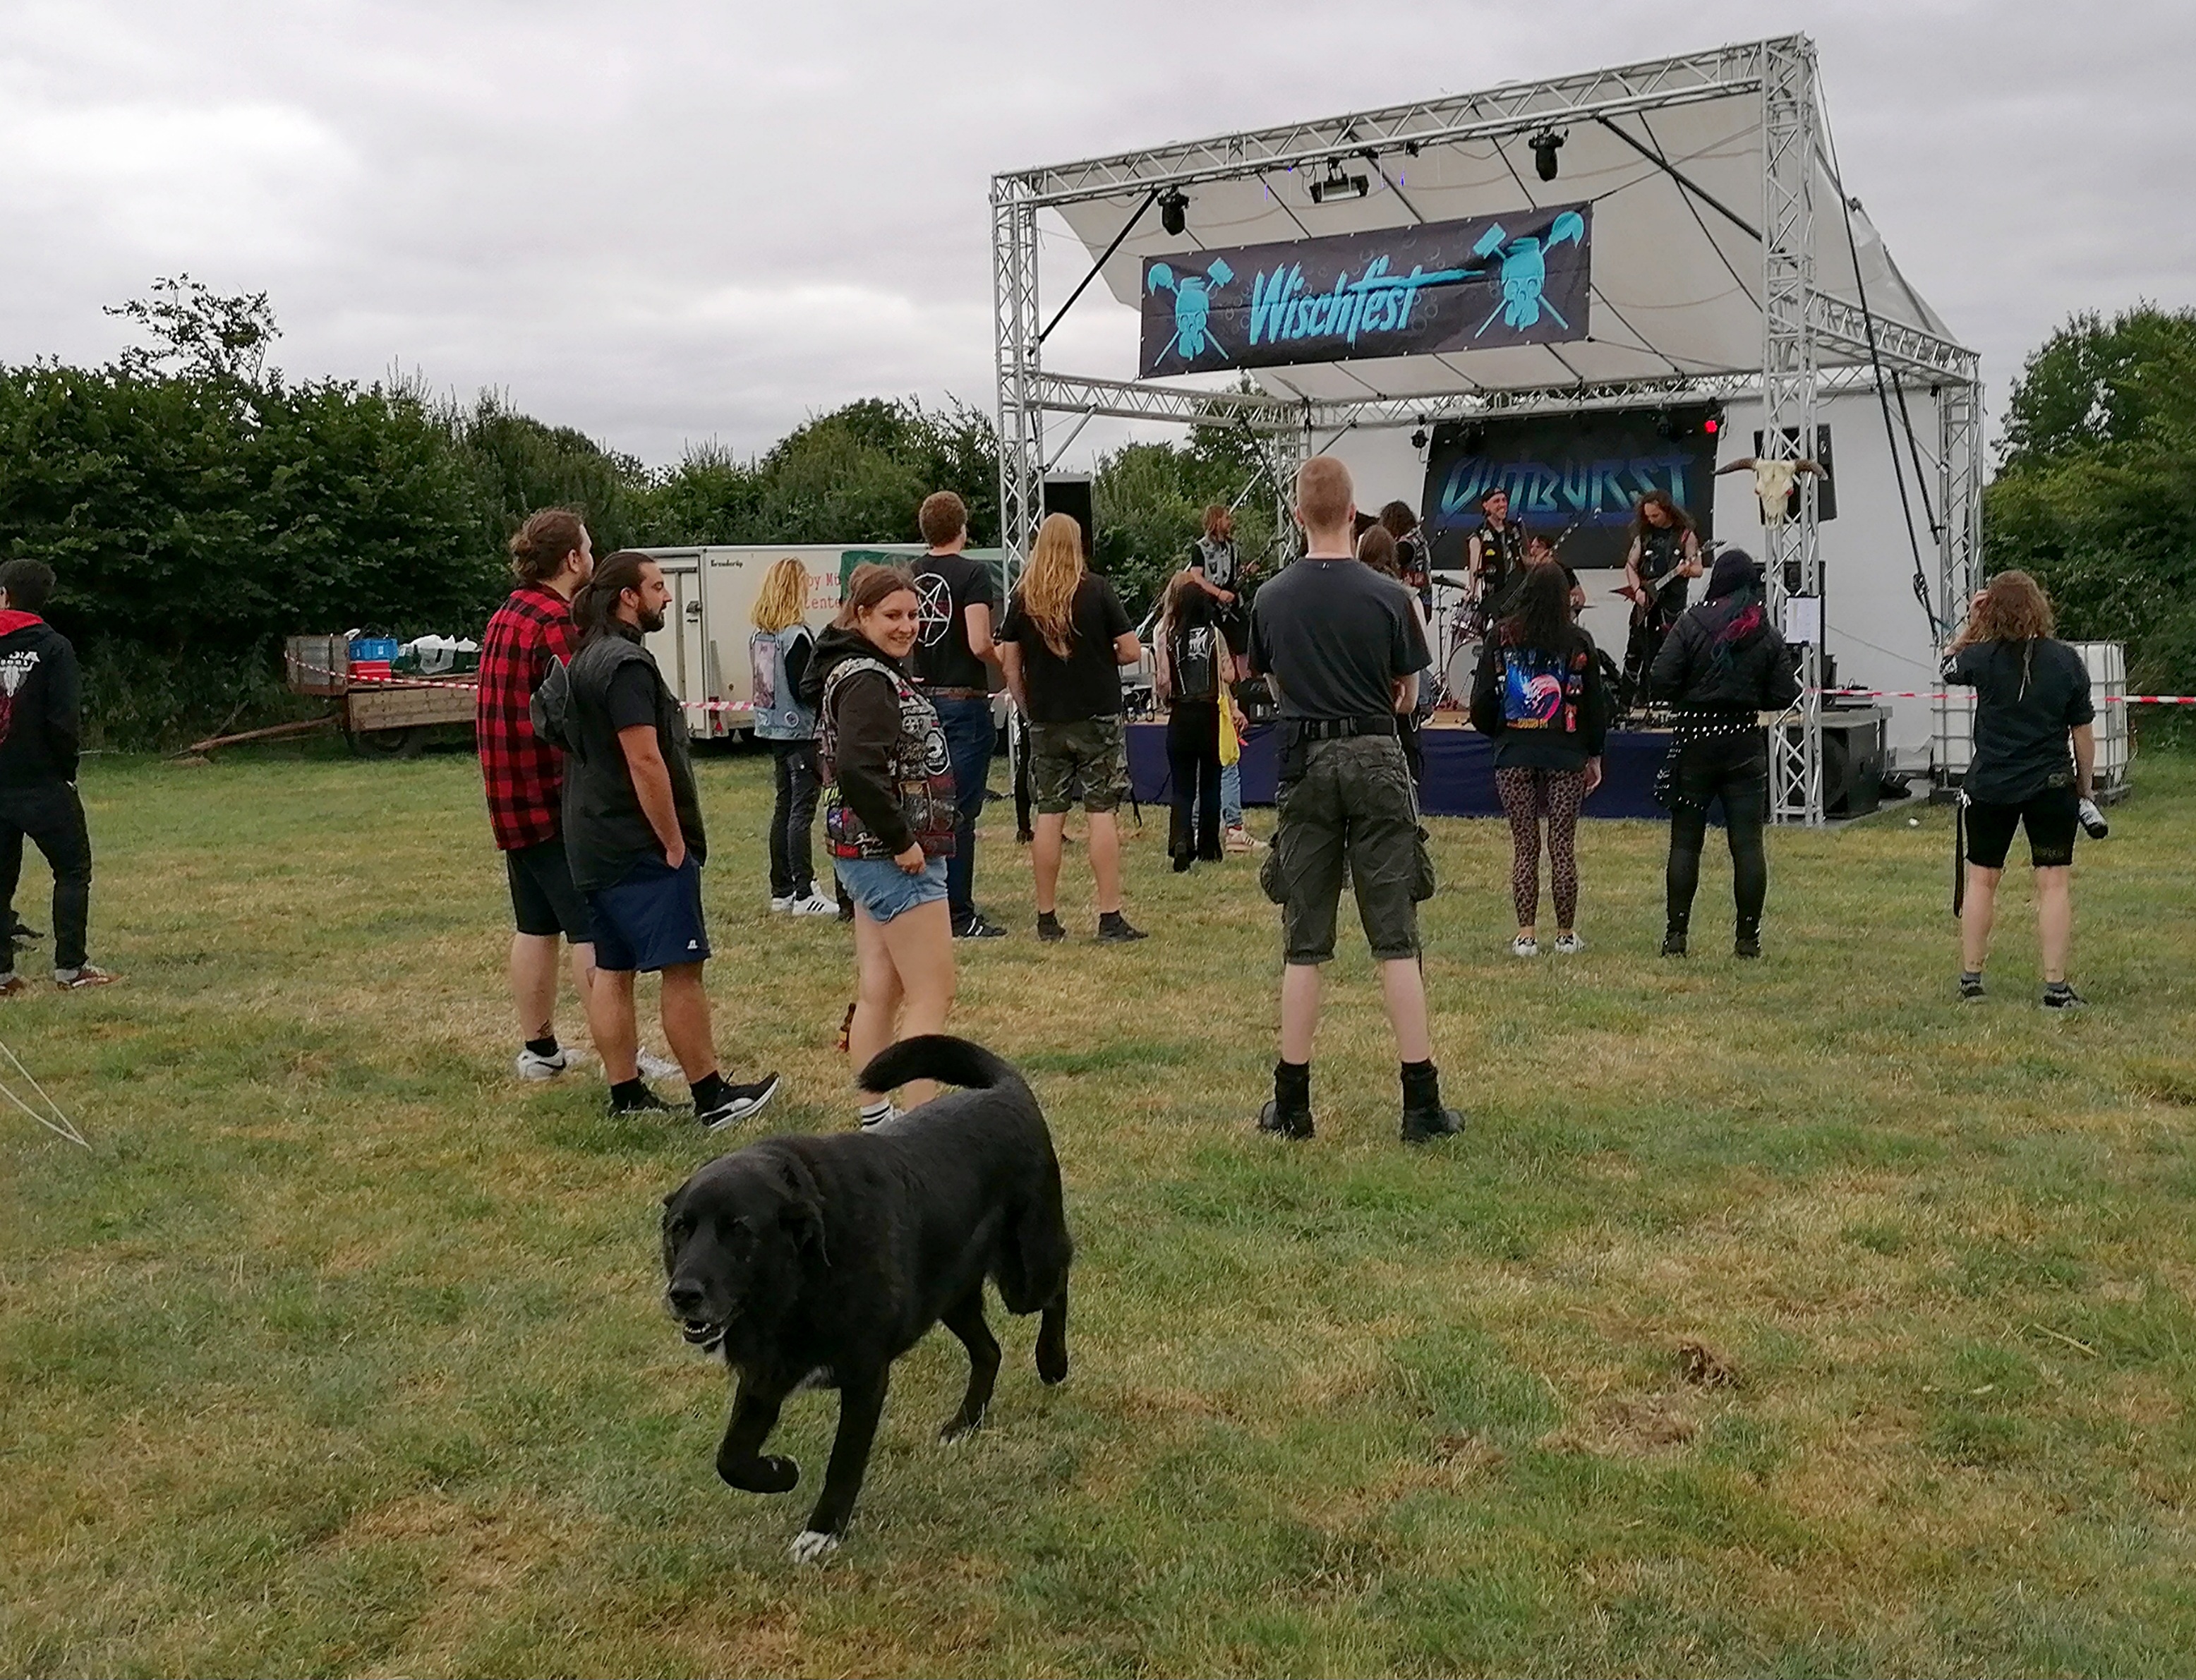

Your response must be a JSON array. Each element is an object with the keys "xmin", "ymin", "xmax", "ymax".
[{"xmin": 2, "ymin": 0, "xmax": 2192, "ymax": 464}]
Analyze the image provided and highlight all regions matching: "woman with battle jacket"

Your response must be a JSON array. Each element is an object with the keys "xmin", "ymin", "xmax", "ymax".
[
  {"xmin": 802, "ymin": 564, "xmax": 960, "ymax": 1126},
  {"xmin": 1470, "ymin": 562, "xmax": 1608, "ymax": 957}
]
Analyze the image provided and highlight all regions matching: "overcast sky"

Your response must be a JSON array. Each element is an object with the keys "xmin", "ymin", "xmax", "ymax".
[{"xmin": 4, "ymin": 1, "xmax": 2190, "ymax": 467}]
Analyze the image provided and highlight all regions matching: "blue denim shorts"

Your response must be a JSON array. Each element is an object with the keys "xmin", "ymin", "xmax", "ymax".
[{"xmin": 833, "ymin": 854, "xmax": 948, "ymax": 923}]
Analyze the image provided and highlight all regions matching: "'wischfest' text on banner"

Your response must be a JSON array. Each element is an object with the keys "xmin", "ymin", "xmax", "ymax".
[{"xmin": 1138, "ymin": 205, "xmax": 1591, "ymax": 377}]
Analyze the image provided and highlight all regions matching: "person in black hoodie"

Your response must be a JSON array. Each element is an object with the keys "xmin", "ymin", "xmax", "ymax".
[
  {"xmin": 1649, "ymin": 548, "xmax": 1801, "ymax": 958},
  {"xmin": 0, "ymin": 560, "xmax": 114, "ymax": 992},
  {"xmin": 1470, "ymin": 562, "xmax": 1609, "ymax": 956},
  {"xmin": 802, "ymin": 564, "xmax": 961, "ymax": 1125}
]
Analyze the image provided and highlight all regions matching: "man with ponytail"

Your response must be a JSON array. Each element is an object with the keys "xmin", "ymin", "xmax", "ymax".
[{"xmin": 543, "ymin": 550, "xmax": 780, "ymax": 1130}]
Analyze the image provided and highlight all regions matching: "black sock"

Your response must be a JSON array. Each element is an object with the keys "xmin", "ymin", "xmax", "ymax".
[
  {"xmin": 691, "ymin": 1072, "xmax": 729, "ymax": 1111},
  {"xmin": 1274, "ymin": 1058, "xmax": 1310, "ymax": 1114},
  {"xmin": 525, "ymin": 1034, "xmax": 559, "ymax": 1058},
  {"xmin": 1401, "ymin": 1058, "xmax": 1441, "ymax": 1111},
  {"xmin": 610, "ymin": 1077, "xmax": 649, "ymax": 1107}
]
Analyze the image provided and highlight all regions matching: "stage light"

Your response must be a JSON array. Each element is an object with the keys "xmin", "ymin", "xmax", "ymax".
[
  {"xmin": 1411, "ymin": 425, "xmax": 1429, "ymax": 451},
  {"xmin": 1159, "ymin": 188, "xmax": 1188, "ymax": 237},
  {"xmin": 1704, "ymin": 417, "xmax": 1719, "ymax": 435},
  {"xmin": 1529, "ymin": 128, "xmax": 1564, "ymax": 181},
  {"xmin": 1309, "ymin": 161, "xmax": 1368, "ymax": 205}
]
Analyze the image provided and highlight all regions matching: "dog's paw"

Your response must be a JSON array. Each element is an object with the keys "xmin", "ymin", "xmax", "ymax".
[
  {"xmin": 938, "ymin": 1410, "xmax": 986, "ymax": 1445},
  {"xmin": 790, "ymin": 1528, "xmax": 841, "ymax": 1565},
  {"xmin": 719, "ymin": 1453, "xmax": 801, "ymax": 1495},
  {"xmin": 1036, "ymin": 1339, "xmax": 1069, "ymax": 1386}
]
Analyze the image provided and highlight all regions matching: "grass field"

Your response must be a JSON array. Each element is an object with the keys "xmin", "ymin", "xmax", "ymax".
[{"xmin": 6, "ymin": 738, "xmax": 2196, "ymax": 1677}]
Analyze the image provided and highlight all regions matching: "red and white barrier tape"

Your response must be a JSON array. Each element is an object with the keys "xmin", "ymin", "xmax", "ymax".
[
  {"xmin": 289, "ymin": 661, "xmax": 756, "ymax": 715},
  {"xmin": 1822, "ymin": 686, "xmax": 2196, "ymax": 706},
  {"xmin": 297, "ymin": 661, "xmax": 2196, "ymax": 715}
]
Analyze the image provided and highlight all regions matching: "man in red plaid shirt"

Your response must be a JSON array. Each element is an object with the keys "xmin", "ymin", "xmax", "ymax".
[{"xmin": 479, "ymin": 509, "xmax": 674, "ymax": 1087}]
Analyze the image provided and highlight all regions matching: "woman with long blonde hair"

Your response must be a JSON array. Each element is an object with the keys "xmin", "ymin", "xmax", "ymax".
[
  {"xmin": 749, "ymin": 557, "xmax": 833, "ymax": 915},
  {"xmin": 1943, "ymin": 569, "xmax": 2098, "ymax": 1008},
  {"xmin": 998, "ymin": 513, "xmax": 1147, "ymax": 943}
]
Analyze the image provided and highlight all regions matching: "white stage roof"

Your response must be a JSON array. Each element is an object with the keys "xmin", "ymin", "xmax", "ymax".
[{"xmin": 1027, "ymin": 42, "xmax": 1968, "ymax": 406}]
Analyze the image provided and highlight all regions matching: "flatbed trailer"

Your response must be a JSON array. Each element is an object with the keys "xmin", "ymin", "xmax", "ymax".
[{"xmin": 284, "ymin": 634, "xmax": 476, "ymax": 757}]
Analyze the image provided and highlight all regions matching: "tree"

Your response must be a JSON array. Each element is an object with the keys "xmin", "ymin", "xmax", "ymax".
[
  {"xmin": 1984, "ymin": 306, "xmax": 2196, "ymax": 709},
  {"xmin": 104, "ymin": 275, "xmax": 279, "ymax": 387}
]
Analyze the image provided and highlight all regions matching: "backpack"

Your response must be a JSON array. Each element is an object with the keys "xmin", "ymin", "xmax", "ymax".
[
  {"xmin": 1174, "ymin": 624, "xmax": 1219, "ymax": 702},
  {"xmin": 529, "ymin": 655, "xmax": 577, "ymax": 755}
]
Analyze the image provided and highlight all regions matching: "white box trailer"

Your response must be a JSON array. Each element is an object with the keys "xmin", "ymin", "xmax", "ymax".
[{"xmin": 634, "ymin": 544, "xmax": 1006, "ymax": 741}]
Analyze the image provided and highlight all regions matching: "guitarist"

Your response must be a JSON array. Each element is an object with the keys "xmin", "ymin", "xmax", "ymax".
[{"xmin": 1619, "ymin": 490, "xmax": 1703, "ymax": 708}]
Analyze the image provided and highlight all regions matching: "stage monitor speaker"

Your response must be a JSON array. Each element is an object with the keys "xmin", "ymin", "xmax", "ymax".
[
  {"xmin": 1751, "ymin": 423, "xmax": 1837, "ymax": 522},
  {"xmin": 1043, "ymin": 476, "xmax": 1094, "ymax": 559},
  {"xmin": 1820, "ymin": 708, "xmax": 1885, "ymax": 818}
]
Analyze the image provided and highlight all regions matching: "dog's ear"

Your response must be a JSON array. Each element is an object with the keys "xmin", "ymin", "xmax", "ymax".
[{"xmin": 776, "ymin": 1159, "xmax": 829, "ymax": 1267}]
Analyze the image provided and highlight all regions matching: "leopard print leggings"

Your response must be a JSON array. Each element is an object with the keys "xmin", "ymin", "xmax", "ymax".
[{"xmin": 1494, "ymin": 766, "xmax": 1586, "ymax": 930}]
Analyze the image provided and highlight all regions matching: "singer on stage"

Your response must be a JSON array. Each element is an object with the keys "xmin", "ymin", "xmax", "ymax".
[{"xmin": 1466, "ymin": 487, "xmax": 1529, "ymax": 635}]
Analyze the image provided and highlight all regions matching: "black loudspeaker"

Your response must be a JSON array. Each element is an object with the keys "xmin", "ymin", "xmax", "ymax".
[
  {"xmin": 1821, "ymin": 709, "xmax": 1884, "ymax": 818},
  {"xmin": 1043, "ymin": 476, "xmax": 1094, "ymax": 558},
  {"xmin": 1751, "ymin": 423, "xmax": 1837, "ymax": 521}
]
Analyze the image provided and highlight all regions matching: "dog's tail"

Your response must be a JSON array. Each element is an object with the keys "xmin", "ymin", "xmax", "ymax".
[{"xmin": 855, "ymin": 1034, "xmax": 1027, "ymax": 1097}]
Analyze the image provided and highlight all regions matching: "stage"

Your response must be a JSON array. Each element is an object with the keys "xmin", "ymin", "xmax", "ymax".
[{"xmin": 1126, "ymin": 718, "xmax": 1677, "ymax": 819}]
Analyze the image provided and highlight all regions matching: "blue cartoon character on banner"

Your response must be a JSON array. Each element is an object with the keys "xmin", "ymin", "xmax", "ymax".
[
  {"xmin": 1148, "ymin": 256, "xmax": 1236, "ymax": 365},
  {"xmin": 1473, "ymin": 211, "xmax": 1586, "ymax": 337}
]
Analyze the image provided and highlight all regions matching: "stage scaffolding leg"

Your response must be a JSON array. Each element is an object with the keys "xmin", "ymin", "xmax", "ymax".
[
  {"xmin": 1761, "ymin": 37, "xmax": 1823, "ymax": 826},
  {"xmin": 991, "ymin": 179, "xmax": 1044, "ymax": 591},
  {"xmin": 1933, "ymin": 370, "xmax": 1984, "ymax": 783}
]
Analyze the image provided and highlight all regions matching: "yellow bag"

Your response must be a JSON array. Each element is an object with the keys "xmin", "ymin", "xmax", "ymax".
[{"xmin": 1218, "ymin": 686, "xmax": 1241, "ymax": 768}]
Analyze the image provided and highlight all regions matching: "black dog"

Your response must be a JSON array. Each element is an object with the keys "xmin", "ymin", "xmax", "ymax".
[{"xmin": 660, "ymin": 1034, "xmax": 1073, "ymax": 1562}]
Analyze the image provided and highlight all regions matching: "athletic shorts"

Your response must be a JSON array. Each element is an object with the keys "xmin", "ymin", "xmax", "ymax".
[
  {"xmin": 1028, "ymin": 716, "xmax": 1129, "ymax": 815},
  {"xmin": 833, "ymin": 854, "xmax": 949, "ymax": 923},
  {"xmin": 1259, "ymin": 734, "xmax": 1432, "ymax": 965},
  {"xmin": 586, "ymin": 854, "xmax": 711, "ymax": 973},
  {"xmin": 505, "ymin": 836, "xmax": 591, "ymax": 942},
  {"xmin": 1965, "ymin": 785, "xmax": 2079, "ymax": 870}
]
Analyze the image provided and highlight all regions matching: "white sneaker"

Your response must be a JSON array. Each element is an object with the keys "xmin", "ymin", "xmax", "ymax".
[
  {"xmin": 768, "ymin": 895, "xmax": 796, "ymax": 913},
  {"xmin": 516, "ymin": 1046, "xmax": 574, "ymax": 1080},
  {"xmin": 1511, "ymin": 936, "xmax": 1540, "ymax": 958},
  {"xmin": 637, "ymin": 1049, "xmax": 682, "ymax": 1082},
  {"xmin": 1552, "ymin": 932, "xmax": 1586, "ymax": 954},
  {"xmin": 785, "ymin": 890, "xmax": 838, "ymax": 917}
]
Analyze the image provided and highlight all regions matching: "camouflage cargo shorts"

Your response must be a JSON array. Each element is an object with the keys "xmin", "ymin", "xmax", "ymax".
[
  {"xmin": 1027, "ymin": 715, "xmax": 1130, "ymax": 815},
  {"xmin": 1257, "ymin": 733, "xmax": 1434, "ymax": 964}
]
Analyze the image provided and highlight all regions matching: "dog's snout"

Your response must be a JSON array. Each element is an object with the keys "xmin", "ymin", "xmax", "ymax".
[{"xmin": 667, "ymin": 1279, "xmax": 706, "ymax": 1315}]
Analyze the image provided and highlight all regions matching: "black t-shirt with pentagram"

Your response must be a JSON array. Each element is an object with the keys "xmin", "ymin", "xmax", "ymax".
[{"xmin": 911, "ymin": 551, "xmax": 998, "ymax": 691}]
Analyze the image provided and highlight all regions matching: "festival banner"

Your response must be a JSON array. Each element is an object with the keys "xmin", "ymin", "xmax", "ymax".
[
  {"xmin": 1138, "ymin": 205, "xmax": 1591, "ymax": 377},
  {"xmin": 1420, "ymin": 406, "xmax": 1720, "ymax": 574}
]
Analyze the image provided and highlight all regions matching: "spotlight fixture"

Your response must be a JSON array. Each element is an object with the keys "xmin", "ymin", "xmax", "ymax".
[
  {"xmin": 1308, "ymin": 160, "xmax": 1368, "ymax": 205},
  {"xmin": 1411, "ymin": 426, "xmax": 1429, "ymax": 452},
  {"xmin": 1528, "ymin": 128, "xmax": 1564, "ymax": 182},
  {"xmin": 1404, "ymin": 139, "xmax": 1422, "ymax": 157},
  {"xmin": 1158, "ymin": 188, "xmax": 1188, "ymax": 237}
]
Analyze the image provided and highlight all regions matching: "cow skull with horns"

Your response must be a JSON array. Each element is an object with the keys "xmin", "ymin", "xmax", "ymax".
[{"xmin": 1717, "ymin": 455, "xmax": 1827, "ymax": 526}]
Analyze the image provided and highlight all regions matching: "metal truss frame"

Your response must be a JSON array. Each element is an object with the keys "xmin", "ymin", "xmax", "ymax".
[
  {"xmin": 1933, "ymin": 377, "xmax": 1986, "ymax": 776},
  {"xmin": 992, "ymin": 35, "xmax": 1982, "ymax": 824}
]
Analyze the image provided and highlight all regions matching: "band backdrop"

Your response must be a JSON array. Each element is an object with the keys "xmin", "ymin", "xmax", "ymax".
[{"xmin": 1421, "ymin": 405, "xmax": 1721, "ymax": 574}]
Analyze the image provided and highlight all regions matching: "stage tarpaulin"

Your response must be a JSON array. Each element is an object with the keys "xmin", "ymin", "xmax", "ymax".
[
  {"xmin": 1421, "ymin": 406, "xmax": 1721, "ymax": 574},
  {"xmin": 1127, "ymin": 721, "xmax": 1687, "ymax": 821},
  {"xmin": 1138, "ymin": 205, "xmax": 1591, "ymax": 379}
]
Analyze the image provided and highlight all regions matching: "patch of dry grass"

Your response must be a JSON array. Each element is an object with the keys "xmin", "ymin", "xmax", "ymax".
[{"xmin": 4, "ymin": 743, "xmax": 2195, "ymax": 1676}]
